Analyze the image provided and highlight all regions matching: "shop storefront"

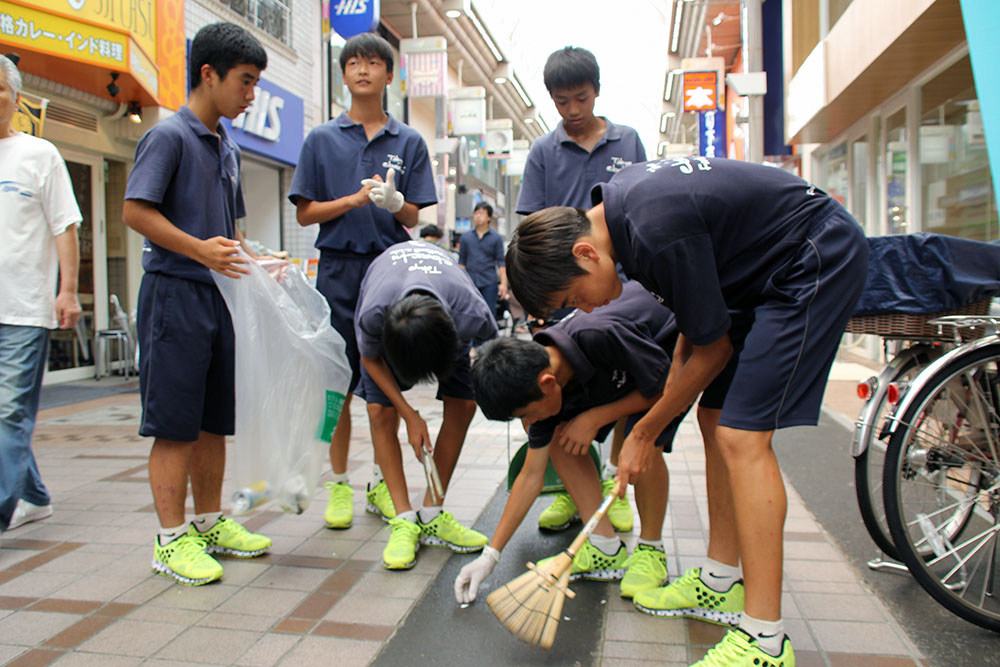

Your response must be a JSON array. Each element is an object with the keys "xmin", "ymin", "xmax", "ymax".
[{"xmin": 1, "ymin": 0, "xmax": 185, "ymax": 383}]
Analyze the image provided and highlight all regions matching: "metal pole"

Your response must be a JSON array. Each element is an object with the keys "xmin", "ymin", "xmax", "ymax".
[{"xmin": 743, "ymin": 0, "xmax": 764, "ymax": 163}]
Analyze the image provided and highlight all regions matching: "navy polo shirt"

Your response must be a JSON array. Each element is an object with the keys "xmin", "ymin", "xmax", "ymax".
[
  {"xmin": 593, "ymin": 157, "xmax": 841, "ymax": 346},
  {"xmin": 289, "ymin": 112, "xmax": 437, "ymax": 255},
  {"xmin": 516, "ymin": 118, "xmax": 645, "ymax": 214},
  {"xmin": 355, "ymin": 240, "xmax": 498, "ymax": 359},
  {"xmin": 125, "ymin": 106, "xmax": 246, "ymax": 283},
  {"xmin": 458, "ymin": 227, "xmax": 505, "ymax": 288},
  {"xmin": 527, "ymin": 281, "xmax": 676, "ymax": 449}
]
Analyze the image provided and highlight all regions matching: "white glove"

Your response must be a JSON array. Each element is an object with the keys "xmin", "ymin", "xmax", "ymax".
[
  {"xmin": 361, "ymin": 168, "xmax": 405, "ymax": 214},
  {"xmin": 454, "ymin": 545, "xmax": 500, "ymax": 604}
]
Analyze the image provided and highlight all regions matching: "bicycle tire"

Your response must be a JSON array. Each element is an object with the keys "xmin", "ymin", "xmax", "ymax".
[
  {"xmin": 884, "ymin": 343, "xmax": 1000, "ymax": 631},
  {"xmin": 855, "ymin": 350, "xmax": 934, "ymax": 559}
]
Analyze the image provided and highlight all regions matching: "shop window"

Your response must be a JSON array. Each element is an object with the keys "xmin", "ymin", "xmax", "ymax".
[
  {"xmin": 885, "ymin": 108, "xmax": 907, "ymax": 235},
  {"xmin": 817, "ymin": 142, "xmax": 848, "ymax": 209},
  {"xmin": 221, "ymin": 0, "xmax": 291, "ymax": 46},
  {"xmin": 919, "ymin": 56, "xmax": 997, "ymax": 241},
  {"xmin": 851, "ymin": 137, "xmax": 869, "ymax": 232}
]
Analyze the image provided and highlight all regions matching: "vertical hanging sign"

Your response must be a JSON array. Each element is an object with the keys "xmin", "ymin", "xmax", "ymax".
[{"xmin": 698, "ymin": 109, "xmax": 726, "ymax": 158}]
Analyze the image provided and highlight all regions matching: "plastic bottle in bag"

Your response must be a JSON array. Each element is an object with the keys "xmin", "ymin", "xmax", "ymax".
[
  {"xmin": 232, "ymin": 480, "xmax": 271, "ymax": 515},
  {"xmin": 278, "ymin": 474, "xmax": 310, "ymax": 514}
]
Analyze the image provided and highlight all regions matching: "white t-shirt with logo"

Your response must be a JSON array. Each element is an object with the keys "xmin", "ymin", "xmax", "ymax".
[{"xmin": 0, "ymin": 132, "xmax": 82, "ymax": 329}]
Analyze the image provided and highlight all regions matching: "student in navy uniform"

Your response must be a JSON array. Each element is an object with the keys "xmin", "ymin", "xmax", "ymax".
[
  {"xmin": 515, "ymin": 46, "xmax": 647, "ymax": 534},
  {"xmin": 122, "ymin": 22, "xmax": 272, "ymax": 586},
  {"xmin": 355, "ymin": 240, "xmax": 497, "ymax": 570},
  {"xmin": 288, "ymin": 32, "xmax": 436, "ymax": 531},
  {"xmin": 505, "ymin": 156, "xmax": 869, "ymax": 666},
  {"xmin": 455, "ymin": 281, "xmax": 683, "ymax": 605},
  {"xmin": 458, "ymin": 201, "xmax": 507, "ymax": 320}
]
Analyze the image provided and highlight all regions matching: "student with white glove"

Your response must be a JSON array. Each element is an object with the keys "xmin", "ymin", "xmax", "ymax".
[{"xmin": 455, "ymin": 545, "xmax": 500, "ymax": 604}]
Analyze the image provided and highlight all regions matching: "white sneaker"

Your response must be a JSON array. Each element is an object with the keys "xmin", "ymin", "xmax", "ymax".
[{"xmin": 8, "ymin": 499, "xmax": 53, "ymax": 530}]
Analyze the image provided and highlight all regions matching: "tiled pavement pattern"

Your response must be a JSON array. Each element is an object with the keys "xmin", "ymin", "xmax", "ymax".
[{"xmin": 0, "ymin": 361, "xmax": 927, "ymax": 666}]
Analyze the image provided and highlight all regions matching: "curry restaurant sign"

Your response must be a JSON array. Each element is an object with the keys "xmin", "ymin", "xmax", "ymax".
[{"xmin": 34, "ymin": 0, "xmax": 156, "ymax": 59}]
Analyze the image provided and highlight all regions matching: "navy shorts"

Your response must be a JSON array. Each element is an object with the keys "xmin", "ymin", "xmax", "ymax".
[
  {"xmin": 699, "ymin": 207, "xmax": 869, "ymax": 431},
  {"xmin": 357, "ymin": 342, "xmax": 474, "ymax": 407},
  {"xmin": 316, "ymin": 251, "xmax": 379, "ymax": 393},
  {"xmin": 136, "ymin": 273, "xmax": 235, "ymax": 442}
]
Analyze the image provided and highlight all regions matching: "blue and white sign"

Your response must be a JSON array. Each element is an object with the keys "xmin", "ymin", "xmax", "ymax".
[
  {"xmin": 223, "ymin": 77, "xmax": 304, "ymax": 166},
  {"xmin": 698, "ymin": 109, "xmax": 727, "ymax": 158},
  {"xmin": 331, "ymin": 0, "xmax": 380, "ymax": 40}
]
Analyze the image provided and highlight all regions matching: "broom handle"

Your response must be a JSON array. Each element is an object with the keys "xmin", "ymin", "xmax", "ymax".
[{"xmin": 565, "ymin": 479, "xmax": 621, "ymax": 557}]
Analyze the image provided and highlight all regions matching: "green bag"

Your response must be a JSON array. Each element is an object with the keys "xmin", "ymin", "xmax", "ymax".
[{"xmin": 506, "ymin": 442, "xmax": 602, "ymax": 493}]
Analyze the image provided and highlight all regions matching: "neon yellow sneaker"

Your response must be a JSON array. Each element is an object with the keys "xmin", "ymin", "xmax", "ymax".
[
  {"xmin": 537, "ymin": 492, "xmax": 580, "ymax": 531},
  {"xmin": 324, "ymin": 482, "xmax": 353, "ymax": 529},
  {"xmin": 692, "ymin": 628, "xmax": 795, "ymax": 666},
  {"xmin": 619, "ymin": 544, "xmax": 668, "ymax": 598},
  {"xmin": 538, "ymin": 539, "xmax": 627, "ymax": 581},
  {"xmin": 366, "ymin": 480, "xmax": 397, "ymax": 521},
  {"xmin": 419, "ymin": 511, "xmax": 487, "ymax": 553},
  {"xmin": 602, "ymin": 479, "xmax": 634, "ymax": 532},
  {"xmin": 151, "ymin": 535, "xmax": 223, "ymax": 585},
  {"xmin": 633, "ymin": 567, "xmax": 744, "ymax": 626},
  {"xmin": 188, "ymin": 517, "xmax": 271, "ymax": 558},
  {"xmin": 383, "ymin": 517, "xmax": 421, "ymax": 570}
]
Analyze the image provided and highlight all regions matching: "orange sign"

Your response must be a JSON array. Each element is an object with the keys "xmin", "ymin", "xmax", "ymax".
[{"xmin": 682, "ymin": 70, "xmax": 718, "ymax": 112}]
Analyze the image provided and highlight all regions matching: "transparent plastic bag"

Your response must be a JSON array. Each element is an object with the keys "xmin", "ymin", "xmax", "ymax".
[{"xmin": 213, "ymin": 251, "xmax": 350, "ymax": 515}]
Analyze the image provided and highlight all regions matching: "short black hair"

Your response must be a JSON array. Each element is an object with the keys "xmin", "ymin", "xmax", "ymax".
[
  {"xmin": 506, "ymin": 207, "xmax": 590, "ymax": 318},
  {"xmin": 419, "ymin": 224, "xmax": 443, "ymax": 239},
  {"xmin": 472, "ymin": 338, "xmax": 548, "ymax": 421},
  {"xmin": 474, "ymin": 201, "xmax": 493, "ymax": 218},
  {"xmin": 543, "ymin": 46, "xmax": 600, "ymax": 95},
  {"xmin": 339, "ymin": 32, "xmax": 394, "ymax": 74},
  {"xmin": 382, "ymin": 294, "xmax": 458, "ymax": 386},
  {"xmin": 189, "ymin": 22, "xmax": 267, "ymax": 91}
]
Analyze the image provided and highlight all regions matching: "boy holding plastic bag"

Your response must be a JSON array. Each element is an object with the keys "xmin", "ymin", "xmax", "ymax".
[
  {"xmin": 355, "ymin": 240, "xmax": 497, "ymax": 570},
  {"xmin": 122, "ymin": 23, "xmax": 272, "ymax": 585}
]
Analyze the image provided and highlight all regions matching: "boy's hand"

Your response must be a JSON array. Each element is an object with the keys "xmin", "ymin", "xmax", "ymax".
[
  {"xmin": 199, "ymin": 237, "xmax": 249, "ymax": 278},
  {"xmin": 616, "ymin": 429, "xmax": 657, "ymax": 495},
  {"xmin": 351, "ymin": 180, "xmax": 378, "ymax": 208},
  {"xmin": 361, "ymin": 168, "xmax": 405, "ymax": 213},
  {"xmin": 55, "ymin": 291, "xmax": 82, "ymax": 329},
  {"xmin": 555, "ymin": 414, "xmax": 600, "ymax": 456},
  {"xmin": 454, "ymin": 546, "xmax": 500, "ymax": 604},
  {"xmin": 402, "ymin": 409, "xmax": 432, "ymax": 459}
]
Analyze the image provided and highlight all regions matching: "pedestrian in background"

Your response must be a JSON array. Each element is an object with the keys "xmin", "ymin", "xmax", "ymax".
[
  {"xmin": 0, "ymin": 53, "xmax": 81, "ymax": 539},
  {"xmin": 122, "ymin": 22, "xmax": 272, "ymax": 585},
  {"xmin": 289, "ymin": 32, "xmax": 437, "ymax": 531},
  {"xmin": 458, "ymin": 201, "xmax": 507, "ymax": 320}
]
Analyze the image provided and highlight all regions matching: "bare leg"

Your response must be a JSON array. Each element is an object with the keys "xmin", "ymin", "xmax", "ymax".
[
  {"xmin": 329, "ymin": 393, "xmax": 353, "ymax": 476},
  {"xmin": 149, "ymin": 438, "xmax": 194, "ymax": 527},
  {"xmin": 422, "ymin": 397, "xmax": 476, "ymax": 506},
  {"xmin": 550, "ymin": 444, "xmax": 615, "ymax": 538},
  {"xmin": 368, "ymin": 403, "xmax": 411, "ymax": 514},
  {"xmin": 189, "ymin": 431, "xmax": 225, "ymax": 514},
  {"xmin": 698, "ymin": 407, "xmax": 740, "ymax": 566},
  {"xmin": 633, "ymin": 449, "xmax": 668, "ymax": 542},
  {"xmin": 610, "ymin": 418, "xmax": 625, "ymax": 467},
  {"xmin": 716, "ymin": 425, "xmax": 785, "ymax": 621}
]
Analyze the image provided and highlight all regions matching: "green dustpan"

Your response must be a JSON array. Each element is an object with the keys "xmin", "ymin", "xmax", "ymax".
[{"xmin": 506, "ymin": 441, "xmax": 602, "ymax": 493}]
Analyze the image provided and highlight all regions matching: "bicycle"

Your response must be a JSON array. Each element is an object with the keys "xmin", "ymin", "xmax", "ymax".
[{"xmin": 881, "ymin": 313, "xmax": 1000, "ymax": 631}]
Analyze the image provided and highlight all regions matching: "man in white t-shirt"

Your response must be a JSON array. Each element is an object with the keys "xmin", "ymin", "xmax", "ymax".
[{"xmin": 0, "ymin": 54, "xmax": 82, "ymax": 539}]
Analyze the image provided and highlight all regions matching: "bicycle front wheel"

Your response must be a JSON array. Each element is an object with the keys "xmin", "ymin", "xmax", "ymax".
[{"xmin": 883, "ymin": 344, "xmax": 1000, "ymax": 631}]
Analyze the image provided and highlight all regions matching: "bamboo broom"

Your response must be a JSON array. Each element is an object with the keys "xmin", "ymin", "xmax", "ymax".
[{"xmin": 486, "ymin": 480, "xmax": 622, "ymax": 649}]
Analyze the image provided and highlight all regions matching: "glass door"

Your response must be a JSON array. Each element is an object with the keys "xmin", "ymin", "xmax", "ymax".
[{"xmin": 44, "ymin": 149, "xmax": 106, "ymax": 384}]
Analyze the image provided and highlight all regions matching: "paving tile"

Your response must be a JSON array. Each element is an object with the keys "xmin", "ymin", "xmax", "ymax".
[
  {"xmin": 0, "ymin": 643, "xmax": 28, "ymax": 664},
  {"xmin": 153, "ymin": 626, "xmax": 261, "ymax": 663},
  {"xmin": 288, "ymin": 592, "xmax": 341, "ymax": 619},
  {"xmin": 248, "ymin": 565, "xmax": 332, "ymax": 591},
  {"xmin": 75, "ymin": 619, "xmax": 185, "ymax": 656},
  {"xmin": 784, "ymin": 558, "xmax": 859, "ymax": 584},
  {"xmin": 312, "ymin": 621, "xmax": 394, "ymax": 640},
  {"xmin": 687, "ymin": 620, "xmax": 729, "ymax": 646},
  {"xmin": 794, "ymin": 591, "xmax": 887, "ymax": 622},
  {"xmin": 349, "ymin": 570, "xmax": 433, "ymax": 599},
  {"xmin": 50, "ymin": 652, "xmax": 142, "ymax": 666},
  {"xmin": 126, "ymin": 605, "xmax": 206, "ymax": 625},
  {"xmin": 810, "ymin": 620, "xmax": 909, "ymax": 655},
  {"xmin": 602, "ymin": 639, "xmax": 687, "ymax": 662},
  {"xmin": 828, "ymin": 655, "xmax": 923, "ymax": 666},
  {"xmin": 215, "ymin": 587, "xmax": 310, "ymax": 618},
  {"xmin": 316, "ymin": 568, "xmax": 365, "ymax": 594},
  {"xmin": 0, "ymin": 573, "xmax": 79, "ymax": 599},
  {"xmin": 25, "ymin": 600, "xmax": 101, "ymax": 615},
  {"xmin": 0, "ymin": 611, "xmax": 82, "ymax": 646},
  {"xmin": 277, "ymin": 635, "xmax": 381, "ymax": 667},
  {"xmin": 272, "ymin": 618, "xmax": 315, "ymax": 634},
  {"xmin": 233, "ymin": 632, "xmax": 300, "ymax": 667},
  {"xmin": 324, "ymin": 593, "xmax": 413, "ymax": 626},
  {"xmin": 200, "ymin": 610, "xmax": 281, "ymax": 632},
  {"xmin": 145, "ymin": 583, "xmax": 241, "ymax": 612},
  {"xmin": 604, "ymin": 610, "xmax": 688, "ymax": 644},
  {"xmin": 6, "ymin": 648, "xmax": 64, "ymax": 667},
  {"xmin": 44, "ymin": 573, "xmax": 148, "ymax": 602}
]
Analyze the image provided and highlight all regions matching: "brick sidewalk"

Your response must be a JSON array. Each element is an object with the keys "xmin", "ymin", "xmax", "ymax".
[{"xmin": 0, "ymin": 366, "xmax": 925, "ymax": 666}]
